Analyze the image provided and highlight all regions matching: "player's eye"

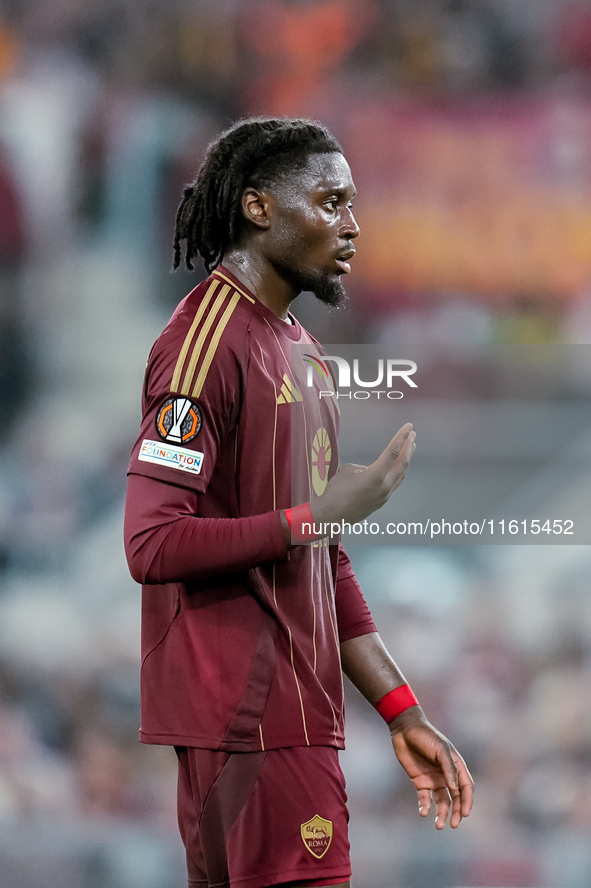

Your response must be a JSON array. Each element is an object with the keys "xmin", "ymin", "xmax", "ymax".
[{"xmin": 323, "ymin": 198, "xmax": 338, "ymax": 211}]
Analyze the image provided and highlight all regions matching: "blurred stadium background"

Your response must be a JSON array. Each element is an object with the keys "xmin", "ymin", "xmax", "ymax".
[{"xmin": 1, "ymin": 1, "xmax": 591, "ymax": 886}]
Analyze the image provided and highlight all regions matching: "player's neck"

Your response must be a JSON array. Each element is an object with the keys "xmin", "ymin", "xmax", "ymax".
[{"xmin": 222, "ymin": 254, "xmax": 296, "ymax": 321}]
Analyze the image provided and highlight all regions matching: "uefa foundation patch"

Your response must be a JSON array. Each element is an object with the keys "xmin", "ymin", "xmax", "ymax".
[
  {"xmin": 138, "ymin": 439, "xmax": 204, "ymax": 475},
  {"xmin": 156, "ymin": 396, "xmax": 202, "ymax": 444},
  {"xmin": 301, "ymin": 814, "xmax": 333, "ymax": 859}
]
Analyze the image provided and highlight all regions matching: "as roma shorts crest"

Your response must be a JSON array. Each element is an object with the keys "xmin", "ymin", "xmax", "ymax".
[
  {"xmin": 300, "ymin": 814, "xmax": 333, "ymax": 859},
  {"xmin": 156, "ymin": 396, "xmax": 202, "ymax": 444}
]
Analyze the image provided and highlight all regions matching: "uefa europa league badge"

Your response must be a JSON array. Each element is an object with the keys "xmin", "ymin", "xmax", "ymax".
[{"xmin": 156, "ymin": 396, "xmax": 202, "ymax": 444}]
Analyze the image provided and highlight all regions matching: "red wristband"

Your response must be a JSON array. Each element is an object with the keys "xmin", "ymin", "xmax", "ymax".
[
  {"xmin": 375, "ymin": 684, "xmax": 419, "ymax": 724},
  {"xmin": 284, "ymin": 503, "xmax": 318, "ymax": 544}
]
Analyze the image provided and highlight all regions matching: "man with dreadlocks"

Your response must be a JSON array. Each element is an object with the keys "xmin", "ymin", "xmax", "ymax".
[{"xmin": 124, "ymin": 117, "xmax": 473, "ymax": 888}]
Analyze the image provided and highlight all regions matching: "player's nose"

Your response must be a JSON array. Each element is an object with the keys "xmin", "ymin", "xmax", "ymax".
[{"xmin": 341, "ymin": 207, "xmax": 360, "ymax": 239}]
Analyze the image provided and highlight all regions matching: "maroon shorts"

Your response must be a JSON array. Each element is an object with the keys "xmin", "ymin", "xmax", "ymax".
[{"xmin": 175, "ymin": 745, "xmax": 351, "ymax": 888}]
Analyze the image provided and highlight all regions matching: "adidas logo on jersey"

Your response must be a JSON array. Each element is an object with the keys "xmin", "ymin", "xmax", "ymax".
[{"xmin": 276, "ymin": 373, "xmax": 303, "ymax": 404}]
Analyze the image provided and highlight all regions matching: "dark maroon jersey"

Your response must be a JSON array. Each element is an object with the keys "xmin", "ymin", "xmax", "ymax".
[{"xmin": 126, "ymin": 266, "xmax": 376, "ymax": 751}]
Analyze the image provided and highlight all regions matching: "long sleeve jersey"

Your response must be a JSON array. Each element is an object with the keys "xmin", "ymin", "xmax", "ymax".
[{"xmin": 125, "ymin": 266, "xmax": 376, "ymax": 751}]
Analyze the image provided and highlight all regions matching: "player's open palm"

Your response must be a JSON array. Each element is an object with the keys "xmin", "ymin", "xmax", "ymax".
[{"xmin": 390, "ymin": 710, "xmax": 473, "ymax": 830}]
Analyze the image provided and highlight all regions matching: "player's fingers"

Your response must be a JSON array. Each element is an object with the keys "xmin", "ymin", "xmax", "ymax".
[
  {"xmin": 432, "ymin": 740, "xmax": 460, "ymax": 805},
  {"xmin": 448, "ymin": 787, "xmax": 463, "ymax": 829},
  {"xmin": 434, "ymin": 788, "xmax": 451, "ymax": 830},
  {"xmin": 372, "ymin": 423, "xmax": 414, "ymax": 471},
  {"xmin": 372, "ymin": 426, "xmax": 416, "ymax": 490},
  {"xmin": 416, "ymin": 788, "xmax": 432, "ymax": 818},
  {"xmin": 443, "ymin": 751, "xmax": 473, "ymax": 827},
  {"xmin": 456, "ymin": 756, "xmax": 475, "ymax": 818},
  {"xmin": 384, "ymin": 437, "xmax": 416, "ymax": 491}
]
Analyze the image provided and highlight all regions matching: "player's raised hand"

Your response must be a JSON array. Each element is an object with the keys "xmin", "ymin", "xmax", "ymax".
[
  {"xmin": 311, "ymin": 422, "xmax": 416, "ymax": 526},
  {"xmin": 389, "ymin": 708, "xmax": 474, "ymax": 830}
]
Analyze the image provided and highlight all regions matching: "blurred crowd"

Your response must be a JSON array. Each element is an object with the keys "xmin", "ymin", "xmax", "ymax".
[{"xmin": 1, "ymin": 1, "xmax": 591, "ymax": 886}]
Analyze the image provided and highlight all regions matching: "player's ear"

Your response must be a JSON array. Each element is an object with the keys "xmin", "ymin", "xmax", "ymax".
[{"xmin": 241, "ymin": 187, "xmax": 271, "ymax": 230}]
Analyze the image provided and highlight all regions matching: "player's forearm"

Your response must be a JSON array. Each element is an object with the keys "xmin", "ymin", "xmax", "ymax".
[
  {"xmin": 340, "ymin": 631, "xmax": 412, "ymax": 705},
  {"xmin": 125, "ymin": 473, "xmax": 287, "ymax": 583}
]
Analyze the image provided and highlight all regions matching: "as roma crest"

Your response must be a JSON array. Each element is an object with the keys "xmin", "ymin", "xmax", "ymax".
[
  {"xmin": 301, "ymin": 814, "xmax": 333, "ymax": 859},
  {"xmin": 156, "ymin": 396, "xmax": 201, "ymax": 444},
  {"xmin": 311, "ymin": 427, "xmax": 332, "ymax": 497}
]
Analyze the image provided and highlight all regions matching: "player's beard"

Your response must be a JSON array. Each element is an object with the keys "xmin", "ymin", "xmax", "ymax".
[
  {"xmin": 277, "ymin": 262, "xmax": 348, "ymax": 309},
  {"xmin": 312, "ymin": 275, "xmax": 348, "ymax": 308}
]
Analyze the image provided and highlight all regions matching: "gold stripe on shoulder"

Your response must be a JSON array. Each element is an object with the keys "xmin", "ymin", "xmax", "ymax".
[
  {"xmin": 192, "ymin": 289, "xmax": 242, "ymax": 397},
  {"xmin": 179, "ymin": 284, "xmax": 232, "ymax": 395},
  {"xmin": 171, "ymin": 279, "xmax": 220, "ymax": 392},
  {"xmin": 213, "ymin": 269, "xmax": 255, "ymax": 303}
]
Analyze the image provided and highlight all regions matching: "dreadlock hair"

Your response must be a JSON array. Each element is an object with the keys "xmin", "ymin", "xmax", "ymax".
[{"xmin": 172, "ymin": 117, "xmax": 343, "ymax": 273}]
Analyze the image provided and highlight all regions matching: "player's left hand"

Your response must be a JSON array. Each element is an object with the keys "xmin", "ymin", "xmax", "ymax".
[{"xmin": 389, "ymin": 708, "xmax": 473, "ymax": 829}]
